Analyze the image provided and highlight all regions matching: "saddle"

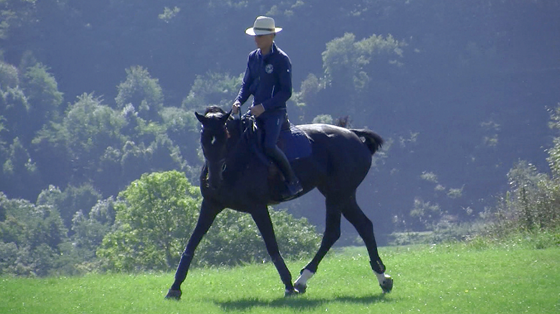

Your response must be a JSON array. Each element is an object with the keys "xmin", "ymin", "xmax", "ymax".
[{"xmin": 241, "ymin": 115, "xmax": 312, "ymax": 165}]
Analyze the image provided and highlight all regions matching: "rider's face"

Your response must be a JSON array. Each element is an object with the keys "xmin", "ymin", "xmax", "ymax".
[{"xmin": 254, "ymin": 34, "xmax": 275, "ymax": 51}]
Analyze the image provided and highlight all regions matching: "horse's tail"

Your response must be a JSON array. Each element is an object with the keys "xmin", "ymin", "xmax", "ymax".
[{"xmin": 351, "ymin": 129, "xmax": 384, "ymax": 155}]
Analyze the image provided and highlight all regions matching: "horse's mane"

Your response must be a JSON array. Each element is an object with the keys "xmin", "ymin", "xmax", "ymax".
[{"xmin": 204, "ymin": 106, "xmax": 226, "ymax": 116}]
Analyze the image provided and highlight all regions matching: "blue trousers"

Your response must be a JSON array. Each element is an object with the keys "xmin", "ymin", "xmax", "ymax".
[{"xmin": 256, "ymin": 110, "xmax": 297, "ymax": 183}]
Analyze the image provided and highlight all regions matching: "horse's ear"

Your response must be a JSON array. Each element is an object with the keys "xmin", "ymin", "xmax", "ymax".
[
  {"xmin": 195, "ymin": 112, "xmax": 206, "ymax": 124},
  {"xmin": 221, "ymin": 109, "xmax": 232, "ymax": 122}
]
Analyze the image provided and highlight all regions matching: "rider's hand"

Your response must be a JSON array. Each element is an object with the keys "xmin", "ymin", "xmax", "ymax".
[
  {"xmin": 232, "ymin": 101, "xmax": 241, "ymax": 114},
  {"xmin": 250, "ymin": 104, "xmax": 265, "ymax": 117}
]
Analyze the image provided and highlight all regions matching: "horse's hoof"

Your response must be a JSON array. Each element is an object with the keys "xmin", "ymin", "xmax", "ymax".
[
  {"xmin": 294, "ymin": 282, "xmax": 307, "ymax": 294},
  {"xmin": 284, "ymin": 288, "xmax": 298, "ymax": 297},
  {"xmin": 380, "ymin": 276, "xmax": 393, "ymax": 294},
  {"xmin": 165, "ymin": 289, "xmax": 182, "ymax": 300}
]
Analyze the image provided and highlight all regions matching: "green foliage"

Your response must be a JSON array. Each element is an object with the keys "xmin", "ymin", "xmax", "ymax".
[
  {"xmin": 115, "ymin": 66, "xmax": 163, "ymax": 121},
  {"xmin": 160, "ymin": 106, "xmax": 200, "ymax": 168},
  {"xmin": 482, "ymin": 161, "xmax": 560, "ymax": 237},
  {"xmin": 547, "ymin": 103, "xmax": 560, "ymax": 177},
  {"xmin": 33, "ymin": 93, "xmax": 126, "ymax": 186},
  {"xmin": 485, "ymin": 105, "xmax": 560, "ymax": 233},
  {"xmin": 31, "ymin": 90, "xmax": 194, "ymax": 198},
  {"xmin": 158, "ymin": 6, "xmax": 180, "ymax": 23},
  {"xmin": 0, "ymin": 192, "xmax": 70, "ymax": 276},
  {"xmin": 63, "ymin": 94, "xmax": 126, "ymax": 154},
  {"xmin": 311, "ymin": 114, "xmax": 333, "ymax": 124},
  {"xmin": 409, "ymin": 198, "xmax": 444, "ymax": 231},
  {"xmin": 36, "ymin": 183, "xmax": 102, "ymax": 230},
  {"xmin": 98, "ymin": 170, "xmax": 320, "ymax": 272},
  {"xmin": 199, "ymin": 209, "xmax": 320, "ymax": 266},
  {"xmin": 160, "ymin": 107, "xmax": 199, "ymax": 135},
  {"xmin": 70, "ymin": 197, "xmax": 116, "ymax": 262},
  {"xmin": 0, "ymin": 86, "xmax": 29, "ymax": 139},
  {"xmin": 476, "ymin": 105, "xmax": 560, "ymax": 237},
  {"xmin": 0, "ymin": 60, "xmax": 19, "ymax": 88},
  {"xmin": 0, "ymin": 61, "xmax": 55, "ymax": 146},
  {"xmin": 0, "ymin": 0, "xmax": 37, "ymax": 40},
  {"xmin": 21, "ymin": 63, "xmax": 63, "ymax": 121},
  {"xmin": 291, "ymin": 73, "xmax": 325, "ymax": 108},
  {"xmin": 466, "ymin": 228, "xmax": 560, "ymax": 251},
  {"xmin": 97, "ymin": 171, "xmax": 201, "ymax": 271},
  {"xmin": 1, "ymin": 137, "xmax": 41, "ymax": 198},
  {"xmin": 182, "ymin": 71, "xmax": 242, "ymax": 112},
  {"xmin": 322, "ymin": 33, "xmax": 405, "ymax": 92}
]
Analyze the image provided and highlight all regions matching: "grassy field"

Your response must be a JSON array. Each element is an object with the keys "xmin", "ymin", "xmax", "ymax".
[{"xmin": 1, "ymin": 241, "xmax": 559, "ymax": 314}]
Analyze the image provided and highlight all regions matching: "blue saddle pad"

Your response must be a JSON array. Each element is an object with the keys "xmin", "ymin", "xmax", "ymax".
[{"xmin": 278, "ymin": 124, "xmax": 312, "ymax": 161}]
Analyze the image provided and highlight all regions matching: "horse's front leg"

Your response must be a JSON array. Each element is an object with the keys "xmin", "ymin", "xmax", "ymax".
[
  {"xmin": 251, "ymin": 208, "xmax": 296, "ymax": 296},
  {"xmin": 166, "ymin": 199, "xmax": 223, "ymax": 300}
]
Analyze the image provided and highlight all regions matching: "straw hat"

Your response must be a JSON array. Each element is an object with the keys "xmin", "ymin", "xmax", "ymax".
[{"xmin": 245, "ymin": 16, "xmax": 283, "ymax": 36}]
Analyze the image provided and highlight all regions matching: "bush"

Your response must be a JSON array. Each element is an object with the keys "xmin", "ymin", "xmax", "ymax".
[
  {"xmin": 481, "ymin": 161, "xmax": 560, "ymax": 238},
  {"xmin": 478, "ymin": 105, "xmax": 560, "ymax": 237},
  {"xmin": 97, "ymin": 170, "xmax": 320, "ymax": 272},
  {"xmin": 198, "ymin": 208, "xmax": 321, "ymax": 267}
]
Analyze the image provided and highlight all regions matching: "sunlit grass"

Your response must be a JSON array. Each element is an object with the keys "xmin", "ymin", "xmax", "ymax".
[{"xmin": 1, "ymin": 242, "xmax": 558, "ymax": 314}]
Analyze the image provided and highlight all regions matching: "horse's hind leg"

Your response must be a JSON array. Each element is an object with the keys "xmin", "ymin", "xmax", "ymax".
[
  {"xmin": 341, "ymin": 193, "xmax": 393, "ymax": 293},
  {"xmin": 294, "ymin": 197, "xmax": 342, "ymax": 293}
]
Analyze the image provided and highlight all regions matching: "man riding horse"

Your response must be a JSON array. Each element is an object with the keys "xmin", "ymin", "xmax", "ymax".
[
  {"xmin": 165, "ymin": 16, "xmax": 393, "ymax": 300},
  {"xmin": 232, "ymin": 16, "xmax": 303, "ymax": 199}
]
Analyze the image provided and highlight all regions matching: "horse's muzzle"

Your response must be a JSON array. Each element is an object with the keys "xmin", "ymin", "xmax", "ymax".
[{"xmin": 207, "ymin": 162, "xmax": 226, "ymax": 190}]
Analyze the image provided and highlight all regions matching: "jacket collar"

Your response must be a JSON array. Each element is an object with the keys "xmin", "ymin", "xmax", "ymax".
[{"xmin": 258, "ymin": 42, "xmax": 277, "ymax": 59}]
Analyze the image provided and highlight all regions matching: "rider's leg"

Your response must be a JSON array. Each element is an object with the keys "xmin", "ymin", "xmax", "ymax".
[{"xmin": 259, "ymin": 113, "xmax": 303, "ymax": 196}]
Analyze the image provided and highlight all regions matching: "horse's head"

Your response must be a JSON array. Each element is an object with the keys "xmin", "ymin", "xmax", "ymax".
[{"xmin": 195, "ymin": 106, "xmax": 232, "ymax": 190}]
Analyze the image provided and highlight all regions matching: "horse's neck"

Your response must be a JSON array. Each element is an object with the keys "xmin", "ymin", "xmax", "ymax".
[{"xmin": 224, "ymin": 121, "xmax": 252, "ymax": 169}]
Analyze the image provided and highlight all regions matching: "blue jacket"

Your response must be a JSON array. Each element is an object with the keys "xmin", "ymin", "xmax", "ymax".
[{"xmin": 236, "ymin": 42, "xmax": 292, "ymax": 113}]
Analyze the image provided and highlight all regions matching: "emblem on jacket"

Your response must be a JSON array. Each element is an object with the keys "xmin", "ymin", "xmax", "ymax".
[{"xmin": 265, "ymin": 64, "xmax": 274, "ymax": 74}]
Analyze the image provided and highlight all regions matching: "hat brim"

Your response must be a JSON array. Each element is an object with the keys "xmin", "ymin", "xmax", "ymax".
[{"xmin": 245, "ymin": 27, "xmax": 282, "ymax": 36}]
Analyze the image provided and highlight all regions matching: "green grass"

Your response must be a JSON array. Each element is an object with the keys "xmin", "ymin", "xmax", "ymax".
[{"xmin": 1, "ymin": 243, "xmax": 559, "ymax": 314}]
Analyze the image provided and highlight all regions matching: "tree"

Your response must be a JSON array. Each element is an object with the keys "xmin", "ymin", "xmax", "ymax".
[
  {"xmin": 0, "ymin": 0, "xmax": 37, "ymax": 41},
  {"xmin": 0, "ymin": 60, "xmax": 19, "ymax": 88},
  {"xmin": 36, "ymin": 184, "xmax": 102, "ymax": 230},
  {"xmin": 0, "ymin": 86, "xmax": 29, "ymax": 142},
  {"xmin": 70, "ymin": 197, "xmax": 115, "ymax": 262},
  {"xmin": 0, "ymin": 192, "xmax": 70, "ymax": 276},
  {"xmin": 160, "ymin": 106, "xmax": 200, "ymax": 168},
  {"xmin": 181, "ymin": 71, "xmax": 242, "ymax": 112},
  {"xmin": 97, "ymin": 170, "xmax": 201, "ymax": 271},
  {"xmin": 21, "ymin": 63, "xmax": 63, "ymax": 129},
  {"xmin": 320, "ymin": 33, "xmax": 406, "ymax": 111},
  {"xmin": 33, "ymin": 93, "xmax": 126, "ymax": 186},
  {"xmin": 1, "ymin": 137, "xmax": 42, "ymax": 199},
  {"xmin": 115, "ymin": 66, "xmax": 164, "ymax": 122}
]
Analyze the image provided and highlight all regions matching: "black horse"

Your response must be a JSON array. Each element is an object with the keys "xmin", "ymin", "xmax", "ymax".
[{"xmin": 166, "ymin": 106, "xmax": 393, "ymax": 299}]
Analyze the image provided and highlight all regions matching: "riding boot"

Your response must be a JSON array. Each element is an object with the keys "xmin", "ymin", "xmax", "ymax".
[{"xmin": 264, "ymin": 146, "xmax": 303, "ymax": 197}]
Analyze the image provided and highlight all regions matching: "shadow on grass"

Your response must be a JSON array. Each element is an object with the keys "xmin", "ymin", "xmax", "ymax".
[{"xmin": 213, "ymin": 293, "xmax": 393, "ymax": 311}]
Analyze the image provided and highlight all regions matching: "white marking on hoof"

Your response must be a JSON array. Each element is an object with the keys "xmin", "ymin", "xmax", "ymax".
[
  {"xmin": 375, "ymin": 272, "xmax": 393, "ymax": 293},
  {"xmin": 294, "ymin": 269, "xmax": 314, "ymax": 287},
  {"xmin": 375, "ymin": 272, "xmax": 391, "ymax": 285}
]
